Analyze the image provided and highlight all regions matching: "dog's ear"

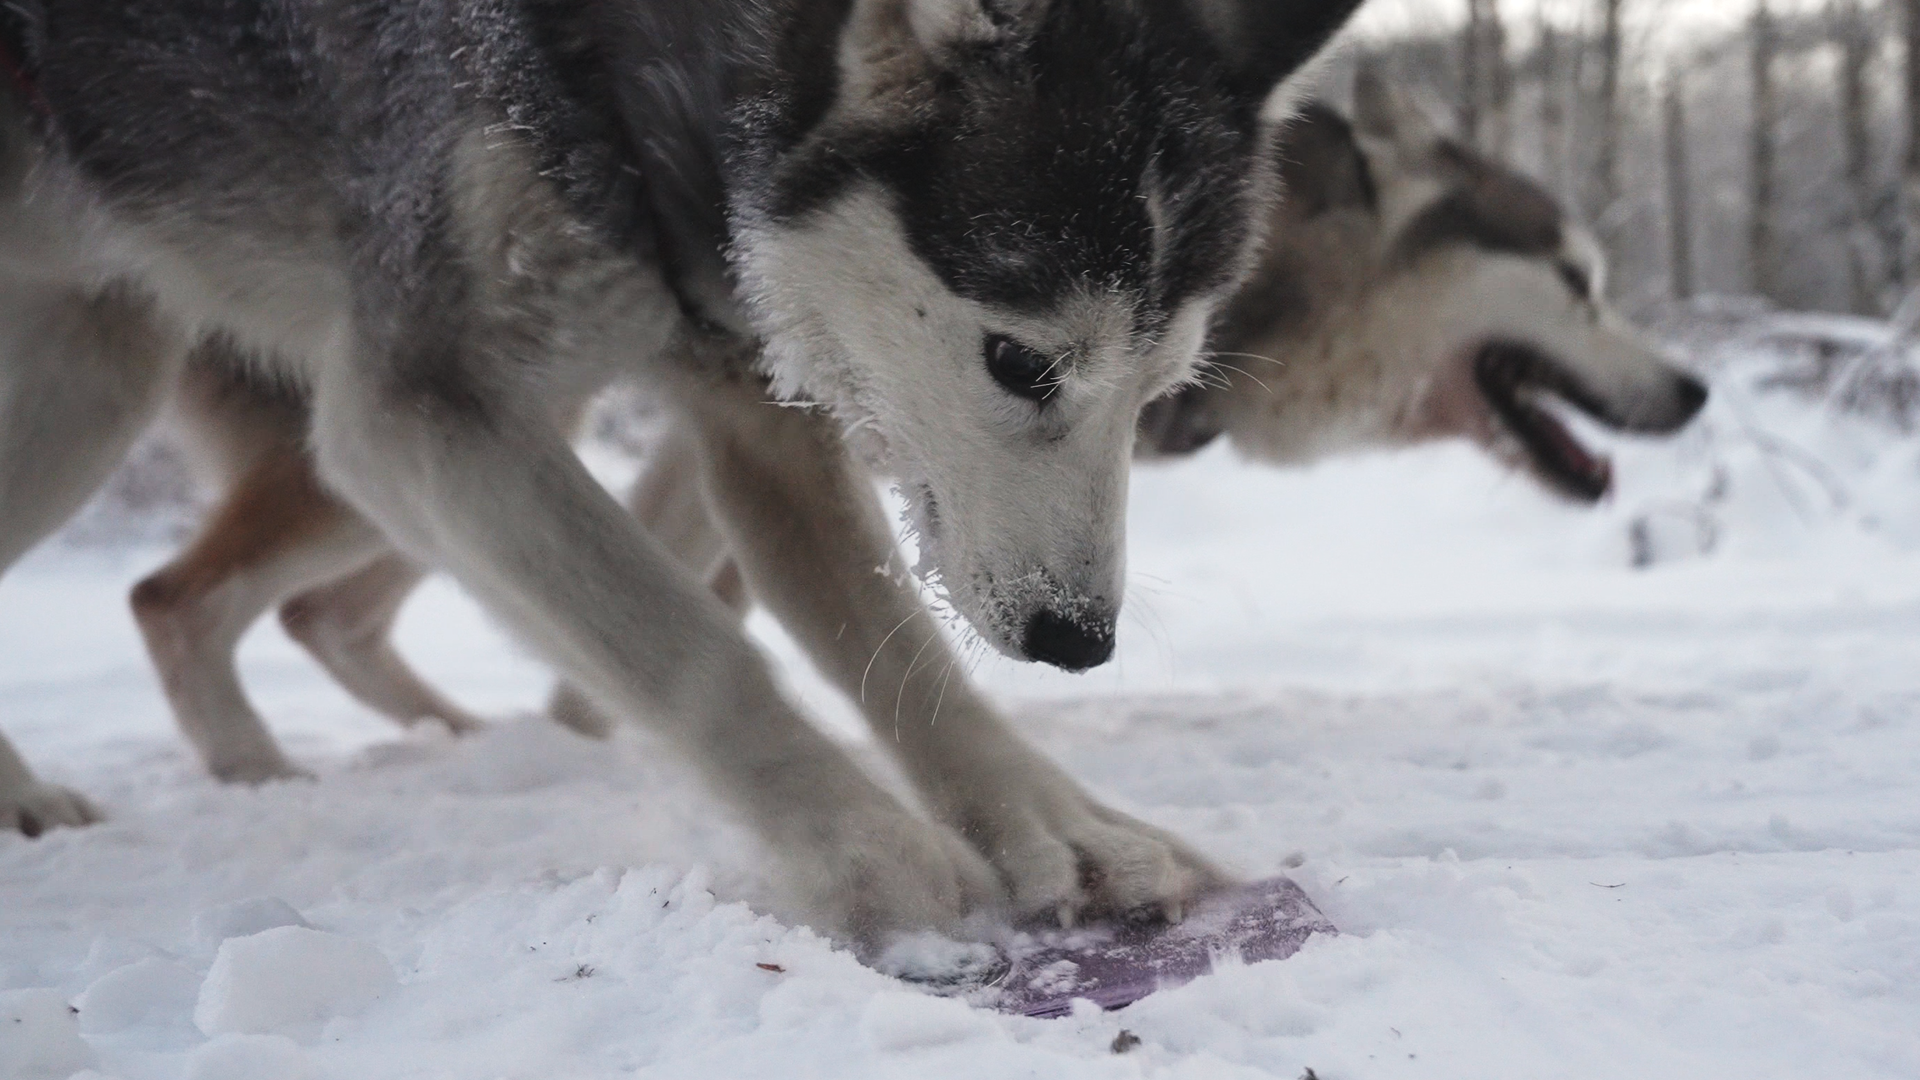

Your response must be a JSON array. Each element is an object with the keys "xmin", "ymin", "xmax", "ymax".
[
  {"xmin": 904, "ymin": 0, "xmax": 1043, "ymax": 54},
  {"xmin": 1188, "ymin": 0, "xmax": 1367, "ymax": 105},
  {"xmin": 841, "ymin": 0, "xmax": 1040, "ymax": 103},
  {"xmin": 1137, "ymin": 385, "xmax": 1226, "ymax": 459},
  {"xmin": 1351, "ymin": 61, "xmax": 1440, "ymax": 147},
  {"xmin": 1274, "ymin": 103, "xmax": 1376, "ymax": 217}
]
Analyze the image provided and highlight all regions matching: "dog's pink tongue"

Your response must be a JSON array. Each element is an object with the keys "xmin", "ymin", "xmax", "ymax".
[{"xmin": 1536, "ymin": 405, "xmax": 1614, "ymax": 494}]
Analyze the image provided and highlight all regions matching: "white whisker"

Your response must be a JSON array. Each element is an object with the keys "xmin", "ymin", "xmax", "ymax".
[
  {"xmin": 861, "ymin": 609, "xmax": 920, "ymax": 706},
  {"xmin": 894, "ymin": 625, "xmax": 945, "ymax": 738},
  {"xmin": 1210, "ymin": 350, "xmax": 1286, "ymax": 369},
  {"xmin": 1208, "ymin": 360, "xmax": 1274, "ymax": 396}
]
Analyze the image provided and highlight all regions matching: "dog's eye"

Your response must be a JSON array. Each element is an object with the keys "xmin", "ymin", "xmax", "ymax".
[
  {"xmin": 1558, "ymin": 262, "xmax": 1594, "ymax": 300},
  {"xmin": 984, "ymin": 334, "xmax": 1060, "ymax": 403}
]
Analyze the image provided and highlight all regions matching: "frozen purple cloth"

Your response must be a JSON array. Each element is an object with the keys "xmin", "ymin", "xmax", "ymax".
[{"xmin": 980, "ymin": 877, "xmax": 1334, "ymax": 1018}]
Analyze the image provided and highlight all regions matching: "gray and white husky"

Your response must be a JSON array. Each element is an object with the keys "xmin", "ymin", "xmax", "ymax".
[
  {"xmin": 1140, "ymin": 71, "xmax": 1708, "ymax": 495},
  {"xmin": 7, "ymin": 65, "xmax": 1710, "ymax": 891},
  {"xmin": 0, "ymin": 0, "xmax": 1363, "ymax": 937}
]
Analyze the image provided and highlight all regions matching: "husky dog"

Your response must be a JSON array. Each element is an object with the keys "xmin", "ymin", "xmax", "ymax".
[
  {"xmin": 5, "ymin": 70, "xmax": 1710, "ymax": 850},
  {"xmin": 0, "ymin": 0, "xmax": 1365, "ymax": 934},
  {"xmin": 1138, "ymin": 72, "xmax": 1708, "ymax": 492}
]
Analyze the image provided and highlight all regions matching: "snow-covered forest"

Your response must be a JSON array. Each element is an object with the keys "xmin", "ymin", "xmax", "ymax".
[{"xmin": 1353, "ymin": 0, "xmax": 1920, "ymax": 318}]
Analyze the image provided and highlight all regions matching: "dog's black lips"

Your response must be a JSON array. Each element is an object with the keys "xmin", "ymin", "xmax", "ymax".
[{"xmin": 1473, "ymin": 341, "xmax": 1615, "ymax": 503}]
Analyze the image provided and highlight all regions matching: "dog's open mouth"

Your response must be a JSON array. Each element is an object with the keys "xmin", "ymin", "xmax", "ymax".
[{"xmin": 1473, "ymin": 341, "xmax": 1614, "ymax": 503}]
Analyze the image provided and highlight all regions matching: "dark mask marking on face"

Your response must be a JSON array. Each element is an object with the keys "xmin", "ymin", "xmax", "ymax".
[
  {"xmin": 751, "ymin": 0, "xmax": 1344, "ymax": 338},
  {"xmin": 1392, "ymin": 140, "xmax": 1564, "ymax": 265}
]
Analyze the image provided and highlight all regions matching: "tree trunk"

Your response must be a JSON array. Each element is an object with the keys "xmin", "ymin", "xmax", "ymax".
[
  {"xmin": 1664, "ymin": 70, "xmax": 1695, "ymax": 303},
  {"xmin": 1487, "ymin": 0, "xmax": 1513, "ymax": 156},
  {"xmin": 1461, "ymin": 0, "xmax": 1483, "ymax": 145},
  {"xmin": 1749, "ymin": 0, "xmax": 1779, "ymax": 303},
  {"xmin": 1593, "ymin": 0, "xmax": 1625, "ymax": 229},
  {"xmin": 1537, "ymin": 14, "xmax": 1567, "ymax": 200},
  {"xmin": 1457, "ymin": 0, "xmax": 1513, "ymax": 156},
  {"xmin": 1835, "ymin": 0, "xmax": 1879, "ymax": 314},
  {"xmin": 1905, "ymin": 0, "xmax": 1920, "ymax": 285}
]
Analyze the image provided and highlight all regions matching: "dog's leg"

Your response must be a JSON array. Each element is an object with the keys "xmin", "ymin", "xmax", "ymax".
[
  {"xmin": 689, "ymin": 385, "xmax": 1224, "ymax": 924},
  {"xmin": 304, "ymin": 315, "xmax": 999, "ymax": 939},
  {"xmin": 278, "ymin": 554, "xmax": 486, "ymax": 735},
  {"xmin": 0, "ymin": 733, "xmax": 98, "ymax": 837},
  {"xmin": 548, "ymin": 418, "xmax": 745, "ymax": 739},
  {"xmin": 620, "ymin": 416, "xmax": 748, "ymax": 610},
  {"xmin": 130, "ymin": 441, "xmax": 390, "ymax": 782},
  {"xmin": 0, "ymin": 282, "xmax": 184, "ymax": 832}
]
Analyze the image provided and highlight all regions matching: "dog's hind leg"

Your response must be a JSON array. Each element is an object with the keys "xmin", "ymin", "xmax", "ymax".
[
  {"xmin": 0, "ymin": 281, "xmax": 186, "ymax": 832},
  {"xmin": 617, "ymin": 416, "xmax": 748, "ymax": 612},
  {"xmin": 685, "ymin": 380, "xmax": 1224, "ymax": 926},
  {"xmin": 547, "ymin": 417, "xmax": 745, "ymax": 740},
  {"xmin": 278, "ymin": 553, "xmax": 486, "ymax": 735},
  {"xmin": 130, "ymin": 438, "xmax": 389, "ymax": 782}
]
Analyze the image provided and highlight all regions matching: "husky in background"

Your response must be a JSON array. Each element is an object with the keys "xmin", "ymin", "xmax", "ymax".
[
  {"xmin": 1139, "ymin": 71, "xmax": 1707, "ymax": 493},
  {"xmin": 0, "ymin": 0, "xmax": 1365, "ymax": 937}
]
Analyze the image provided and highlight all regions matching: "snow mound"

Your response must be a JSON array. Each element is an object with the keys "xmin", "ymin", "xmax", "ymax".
[
  {"xmin": 0, "ymin": 988, "xmax": 97, "ymax": 1079},
  {"xmin": 193, "ymin": 927, "xmax": 396, "ymax": 1040},
  {"xmin": 74, "ymin": 957, "xmax": 202, "ymax": 1035},
  {"xmin": 859, "ymin": 991, "xmax": 1003, "ymax": 1053},
  {"xmin": 190, "ymin": 897, "xmax": 312, "ymax": 954}
]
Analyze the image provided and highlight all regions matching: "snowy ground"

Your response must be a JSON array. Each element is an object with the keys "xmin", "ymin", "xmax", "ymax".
[{"xmin": 4, "ymin": 327, "xmax": 1920, "ymax": 1079}]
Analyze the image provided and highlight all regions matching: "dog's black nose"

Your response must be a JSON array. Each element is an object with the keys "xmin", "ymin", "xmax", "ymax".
[
  {"xmin": 1674, "ymin": 372, "xmax": 1709, "ymax": 421},
  {"xmin": 1023, "ymin": 610, "xmax": 1115, "ymax": 671}
]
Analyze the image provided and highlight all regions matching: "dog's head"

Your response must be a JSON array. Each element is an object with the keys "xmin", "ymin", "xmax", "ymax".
[
  {"xmin": 730, "ymin": 0, "xmax": 1361, "ymax": 668},
  {"xmin": 1148, "ymin": 71, "xmax": 1707, "ymax": 502}
]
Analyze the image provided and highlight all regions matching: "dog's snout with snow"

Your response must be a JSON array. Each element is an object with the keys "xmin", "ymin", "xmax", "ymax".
[
  {"xmin": 1023, "ymin": 608, "xmax": 1115, "ymax": 671},
  {"xmin": 890, "ymin": 383, "xmax": 1143, "ymax": 671}
]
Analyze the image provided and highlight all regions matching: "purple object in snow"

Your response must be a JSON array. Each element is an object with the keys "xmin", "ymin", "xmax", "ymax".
[{"xmin": 979, "ymin": 876, "xmax": 1334, "ymax": 1018}]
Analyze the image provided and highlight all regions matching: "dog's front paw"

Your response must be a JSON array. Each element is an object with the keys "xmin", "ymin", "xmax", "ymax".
[
  {"xmin": 1, "ymin": 780, "xmax": 102, "ymax": 838},
  {"xmin": 790, "ymin": 802, "xmax": 1006, "ymax": 943},
  {"xmin": 952, "ymin": 767, "xmax": 1225, "ymax": 927}
]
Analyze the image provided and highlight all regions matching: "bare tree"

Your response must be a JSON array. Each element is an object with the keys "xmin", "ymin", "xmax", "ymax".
[
  {"xmin": 1834, "ymin": 0, "xmax": 1880, "ymax": 313},
  {"xmin": 1906, "ymin": 0, "xmax": 1920, "ymax": 284},
  {"xmin": 1537, "ymin": 11, "xmax": 1567, "ymax": 198},
  {"xmin": 1484, "ymin": 0, "xmax": 1514, "ymax": 154},
  {"xmin": 1462, "ymin": 0, "xmax": 1511, "ymax": 151},
  {"xmin": 1462, "ymin": 0, "xmax": 1487, "ymax": 144},
  {"xmin": 1750, "ymin": 0, "xmax": 1780, "ymax": 301},
  {"xmin": 1664, "ymin": 68, "xmax": 1695, "ymax": 301},
  {"xmin": 1593, "ymin": 0, "xmax": 1626, "ymax": 229}
]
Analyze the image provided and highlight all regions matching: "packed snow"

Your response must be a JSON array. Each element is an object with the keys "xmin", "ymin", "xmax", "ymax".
[{"xmin": 3, "ymin": 318, "xmax": 1918, "ymax": 1079}]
